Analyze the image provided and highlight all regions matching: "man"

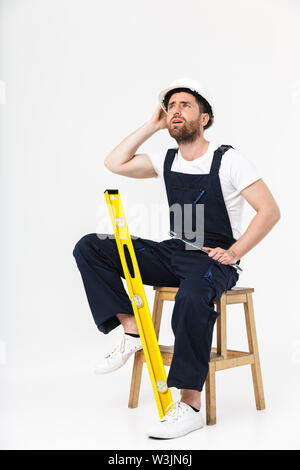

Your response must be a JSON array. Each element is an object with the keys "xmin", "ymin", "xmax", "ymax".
[{"xmin": 73, "ymin": 78, "xmax": 280, "ymax": 439}]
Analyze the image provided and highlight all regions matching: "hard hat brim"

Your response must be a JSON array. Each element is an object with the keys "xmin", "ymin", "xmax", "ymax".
[{"xmin": 158, "ymin": 83, "xmax": 212, "ymax": 113}]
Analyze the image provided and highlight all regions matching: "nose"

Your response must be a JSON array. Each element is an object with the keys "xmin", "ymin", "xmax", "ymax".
[
  {"xmin": 172, "ymin": 104, "xmax": 181, "ymax": 114},
  {"xmin": 169, "ymin": 107, "xmax": 182, "ymax": 120},
  {"xmin": 171, "ymin": 112, "xmax": 183, "ymax": 123}
]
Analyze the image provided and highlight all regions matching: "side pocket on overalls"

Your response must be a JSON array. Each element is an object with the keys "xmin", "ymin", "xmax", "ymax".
[
  {"xmin": 203, "ymin": 262, "xmax": 221, "ymax": 325},
  {"xmin": 203, "ymin": 263, "xmax": 218, "ymax": 301}
]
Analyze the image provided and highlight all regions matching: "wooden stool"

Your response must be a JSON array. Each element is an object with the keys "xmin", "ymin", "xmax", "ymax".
[{"xmin": 128, "ymin": 286, "xmax": 265, "ymax": 425}]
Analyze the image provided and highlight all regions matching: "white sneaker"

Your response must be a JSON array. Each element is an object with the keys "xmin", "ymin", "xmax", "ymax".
[
  {"xmin": 94, "ymin": 333, "xmax": 143, "ymax": 374},
  {"xmin": 146, "ymin": 401, "xmax": 205, "ymax": 439}
]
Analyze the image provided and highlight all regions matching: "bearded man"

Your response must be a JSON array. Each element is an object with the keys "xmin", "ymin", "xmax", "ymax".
[{"xmin": 73, "ymin": 78, "xmax": 280, "ymax": 439}]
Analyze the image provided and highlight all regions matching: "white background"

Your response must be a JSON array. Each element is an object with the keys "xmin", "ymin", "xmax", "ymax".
[{"xmin": 1, "ymin": 0, "xmax": 300, "ymax": 450}]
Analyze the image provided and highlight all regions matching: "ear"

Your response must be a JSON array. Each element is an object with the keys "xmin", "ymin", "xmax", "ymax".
[{"xmin": 201, "ymin": 113, "xmax": 210, "ymax": 127}]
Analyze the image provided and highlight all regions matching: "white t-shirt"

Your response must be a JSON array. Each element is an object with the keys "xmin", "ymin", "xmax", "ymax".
[{"xmin": 147, "ymin": 141, "xmax": 262, "ymax": 240}]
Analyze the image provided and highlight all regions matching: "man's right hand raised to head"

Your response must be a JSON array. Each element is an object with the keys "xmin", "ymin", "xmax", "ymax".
[
  {"xmin": 149, "ymin": 105, "xmax": 168, "ymax": 131},
  {"xmin": 104, "ymin": 106, "xmax": 167, "ymax": 179}
]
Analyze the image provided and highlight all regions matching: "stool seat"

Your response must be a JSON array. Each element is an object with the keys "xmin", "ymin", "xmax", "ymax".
[
  {"xmin": 153, "ymin": 286, "xmax": 254, "ymax": 294},
  {"xmin": 128, "ymin": 285, "xmax": 265, "ymax": 425}
]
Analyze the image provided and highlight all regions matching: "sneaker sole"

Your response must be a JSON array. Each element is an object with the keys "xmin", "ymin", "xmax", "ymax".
[{"xmin": 147, "ymin": 422, "xmax": 204, "ymax": 439}]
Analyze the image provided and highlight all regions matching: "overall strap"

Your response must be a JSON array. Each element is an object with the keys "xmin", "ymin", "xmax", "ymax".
[
  {"xmin": 163, "ymin": 148, "xmax": 178, "ymax": 180},
  {"xmin": 209, "ymin": 145, "xmax": 234, "ymax": 175}
]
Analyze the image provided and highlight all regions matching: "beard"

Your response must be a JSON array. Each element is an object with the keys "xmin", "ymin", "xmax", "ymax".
[{"xmin": 168, "ymin": 115, "xmax": 201, "ymax": 144}]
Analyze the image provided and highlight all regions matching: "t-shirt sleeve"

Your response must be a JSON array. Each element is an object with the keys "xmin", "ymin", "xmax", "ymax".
[
  {"xmin": 227, "ymin": 148, "xmax": 263, "ymax": 193},
  {"xmin": 145, "ymin": 150, "xmax": 166, "ymax": 178}
]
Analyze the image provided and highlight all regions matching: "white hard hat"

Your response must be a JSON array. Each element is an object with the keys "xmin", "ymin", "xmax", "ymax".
[{"xmin": 158, "ymin": 78, "xmax": 214, "ymax": 128}]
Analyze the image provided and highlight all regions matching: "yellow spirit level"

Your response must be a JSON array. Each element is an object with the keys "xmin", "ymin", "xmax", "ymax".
[{"xmin": 104, "ymin": 189, "xmax": 173, "ymax": 418}]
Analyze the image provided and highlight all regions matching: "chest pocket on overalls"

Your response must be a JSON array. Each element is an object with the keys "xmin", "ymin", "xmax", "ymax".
[{"xmin": 171, "ymin": 186, "xmax": 206, "ymax": 232}]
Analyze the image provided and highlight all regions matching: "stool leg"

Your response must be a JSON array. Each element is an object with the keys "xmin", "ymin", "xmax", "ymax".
[
  {"xmin": 152, "ymin": 291, "xmax": 164, "ymax": 340},
  {"xmin": 216, "ymin": 294, "xmax": 227, "ymax": 359},
  {"xmin": 128, "ymin": 353, "xmax": 144, "ymax": 409},
  {"xmin": 244, "ymin": 293, "xmax": 266, "ymax": 410},
  {"xmin": 205, "ymin": 362, "xmax": 216, "ymax": 425}
]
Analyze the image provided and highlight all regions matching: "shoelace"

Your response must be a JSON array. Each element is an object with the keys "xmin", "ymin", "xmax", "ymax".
[
  {"xmin": 105, "ymin": 335, "xmax": 126, "ymax": 359},
  {"xmin": 161, "ymin": 401, "xmax": 188, "ymax": 423},
  {"xmin": 105, "ymin": 335, "xmax": 140, "ymax": 359}
]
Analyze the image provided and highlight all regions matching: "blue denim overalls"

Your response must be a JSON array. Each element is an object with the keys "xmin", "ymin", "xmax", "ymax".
[{"xmin": 73, "ymin": 145, "xmax": 240, "ymax": 391}]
